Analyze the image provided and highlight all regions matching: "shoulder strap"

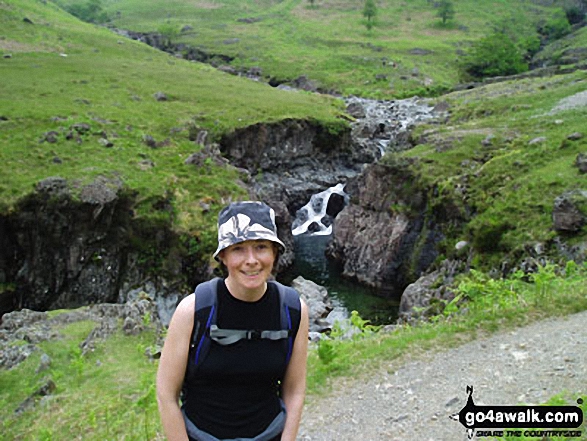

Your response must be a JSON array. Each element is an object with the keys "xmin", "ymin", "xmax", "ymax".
[
  {"xmin": 187, "ymin": 279, "xmax": 301, "ymax": 374},
  {"xmin": 271, "ymin": 280, "xmax": 302, "ymax": 364},
  {"xmin": 189, "ymin": 278, "xmax": 221, "ymax": 372}
]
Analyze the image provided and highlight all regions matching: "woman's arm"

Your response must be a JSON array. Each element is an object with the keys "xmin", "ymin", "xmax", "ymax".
[
  {"xmin": 156, "ymin": 294, "xmax": 195, "ymax": 441},
  {"xmin": 280, "ymin": 299, "xmax": 309, "ymax": 441}
]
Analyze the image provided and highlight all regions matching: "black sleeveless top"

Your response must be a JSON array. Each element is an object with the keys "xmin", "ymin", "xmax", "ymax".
[{"xmin": 182, "ymin": 280, "xmax": 301, "ymax": 439}]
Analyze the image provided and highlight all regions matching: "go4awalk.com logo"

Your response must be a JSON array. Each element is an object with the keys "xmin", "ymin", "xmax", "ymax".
[{"xmin": 450, "ymin": 386, "xmax": 584, "ymax": 439}]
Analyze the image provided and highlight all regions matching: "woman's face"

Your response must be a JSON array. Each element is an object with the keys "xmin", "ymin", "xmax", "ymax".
[{"xmin": 219, "ymin": 240, "xmax": 277, "ymax": 292}]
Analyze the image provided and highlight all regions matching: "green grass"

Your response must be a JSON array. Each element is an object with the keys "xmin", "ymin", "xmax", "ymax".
[
  {"xmin": 0, "ymin": 318, "xmax": 162, "ymax": 440},
  {"xmin": 0, "ymin": 0, "xmax": 346, "ymax": 230},
  {"xmin": 306, "ymin": 262, "xmax": 587, "ymax": 395},
  {"xmin": 73, "ymin": 0, "xmax": 583, "ymax": 98},
  {"xmin": 396, "ymin": 71, "xmax": 587, "ymax": 268},
  {"xmin": 2, "ymin": 263, "xmax": 586, "ymax": 439}
]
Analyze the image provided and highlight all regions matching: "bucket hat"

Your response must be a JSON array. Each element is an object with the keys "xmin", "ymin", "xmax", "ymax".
[{"xmin": 213, "ymin": 201, "xmax": 286, "ymax": 260}]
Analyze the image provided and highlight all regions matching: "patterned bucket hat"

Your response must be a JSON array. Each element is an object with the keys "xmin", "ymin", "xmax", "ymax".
[{"xmin": 213, "ymin": 201, "xmax": 286, "ymax": 260}]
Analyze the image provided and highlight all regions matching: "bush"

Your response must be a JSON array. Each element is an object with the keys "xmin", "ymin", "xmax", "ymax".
[
  {"xmin": 65, "ymin": 0, "xmax": 109, "ymax": 24},
  {"xmin": 539, "ymin": 9, "xmax": 571, "ymax": 41},
  {"xmin": 565, "ymin": 6, "xmax": 585, "ymax": 25},
  {"xmin": 469, "ymin": 218, "xmax": 512, "ymax": 253},
  {"xmin": 460, "ymin": 32, "xmax": 528, "ymax": 80}
]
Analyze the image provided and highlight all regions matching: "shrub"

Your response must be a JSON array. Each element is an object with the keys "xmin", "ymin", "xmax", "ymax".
[
  {"xmin": 538, "ymin": 9, "xmax": 571, "ymax": 41},
  {"xmin": 65, "ymin": 0, "xmax": 109, "ymax": 24},
  {"xmin": 564, "ymin": 5, "xmax": 585, "ymax": 25},
  {"xmin": 459, "ymin": 32, "xmax": 528, "ymax": 80}
]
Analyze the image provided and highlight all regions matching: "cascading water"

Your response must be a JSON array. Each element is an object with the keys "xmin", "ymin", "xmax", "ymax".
[
  {"xmin": 281, "ymin": 96, "xmax": 443, "ymax": 324},
  {"xmin": 291, "ymin": 183, "xmax": 348, "ymax": 236},
  {"xmin": 286, "ymin": 183, "xmax": 400, "ymax": 324}
]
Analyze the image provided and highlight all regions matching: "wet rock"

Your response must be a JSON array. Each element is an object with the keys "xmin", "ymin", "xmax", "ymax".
[
  {"xmin": 575, "ymin": 153, "xmax": 587, "ymax": 174},
  {"xmin": 153, "ymin": 91, "xmax": 168, "ymax": 101},
  {"xmin": 553, "ymin": 190, "xmax": 587, "ymax": 233},
  {"xmin": 291, "ymin": 276, "xmax": 333, "ymax": 333},
  {"xmin": 327, "ymin": 161, "xmax": 441, "ymax": 292},
  {"xmin": 346, "ymin": 101, "xmax": 366, "ymax": 119},
  {"xmin": 15, "ymin": 378, "xmax": 56, "ymax": 415}
]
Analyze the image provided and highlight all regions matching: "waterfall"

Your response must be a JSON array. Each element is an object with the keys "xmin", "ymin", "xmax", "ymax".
[{"xmin": 291, "ymin": 183, "xmax": 349, "ymax": 236}]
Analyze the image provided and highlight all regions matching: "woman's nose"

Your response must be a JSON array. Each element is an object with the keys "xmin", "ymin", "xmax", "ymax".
[{"xmin": 244, "ymin": 246, "xmax": 258, "ymax": 263}]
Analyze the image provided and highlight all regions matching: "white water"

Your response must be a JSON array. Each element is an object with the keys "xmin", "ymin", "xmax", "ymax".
[{"xmin": 291, "ymin": 183, "xmax": 348, "ymax": 236}]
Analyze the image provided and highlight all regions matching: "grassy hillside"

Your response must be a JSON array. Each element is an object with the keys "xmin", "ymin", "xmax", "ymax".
[
  {"xmin": 73, "ymin": 0, "xmax": 585, "ymax": 98},
  {"xmin": 398, "ymin": 70, "xmax": 587, "ymax": 268},
  {"xmin": 0, "ymin": 0, "xmax": 345, "ymax": 230},
  {"xmin": 2, "ymin": 1, "xmax": 587, "ymax": 440}
]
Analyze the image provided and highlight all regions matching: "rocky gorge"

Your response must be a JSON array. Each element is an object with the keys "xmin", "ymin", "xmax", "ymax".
[
  {"xmin": 3, "ymin": 22, "xmax": 587, "ymax": 326},
  {"xmin": 0, "ymin": 82, "xmax": 451, "ymax": 323}
]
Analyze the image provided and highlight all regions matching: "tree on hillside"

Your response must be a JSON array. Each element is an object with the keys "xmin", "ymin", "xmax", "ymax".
[
  {"xmin": 363, "ymin": 0, "xmax": 378, "ymax": 30},
  {"xmin": 65, "ymin": 0, "xmax": 109, "ymax": 24},
  {"xmin": 460, "ymin": 32, "xmax": 528, "ymax": 80},
  {"xmin": 539, "ymin": 8, "xmax": 571, "ymax": 41},
  {"xmin": 436, "ymin": 0, "xmax": 455, "ymax": 25}
]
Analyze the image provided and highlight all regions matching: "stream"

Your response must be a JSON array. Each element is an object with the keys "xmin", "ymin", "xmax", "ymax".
[
  {"xmin": 275, "ymin": 95, "xmax": 442, "ymax": 324},
  {"xmin": 280, "ymin": 234, "xmax": 401, "ymax": 325},
  {"xmin": 109, "ymin": 27, "xmax": 445, "ymax": 326}
]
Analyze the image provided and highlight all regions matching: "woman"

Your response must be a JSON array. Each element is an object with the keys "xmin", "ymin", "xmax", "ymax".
[{"xmin": 157, "ymin": 201, "xmax": 309, "ymax": 441}]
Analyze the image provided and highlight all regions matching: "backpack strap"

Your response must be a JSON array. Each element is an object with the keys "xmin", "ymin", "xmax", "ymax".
[
  {"xmin": 186, "ymin": 278, "xmax": 301, "ymax": 374},
  {"xmin": 187, "ymin": 278, "xmax": 221, "ymax": 374},
  {"xmin": 272, "ymin": 280, "xmax": 302, "ymax": 365}
]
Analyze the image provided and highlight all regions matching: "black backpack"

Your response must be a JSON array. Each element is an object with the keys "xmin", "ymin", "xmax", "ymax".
[{"xmin": 184, "ymin": 278, "xmax": 301, "ymax": 381}]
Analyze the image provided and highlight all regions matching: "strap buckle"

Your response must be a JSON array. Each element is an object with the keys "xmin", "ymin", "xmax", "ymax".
[{"xmin": 246, "ymin": 330, "xmax": 261, "ymax": 340}]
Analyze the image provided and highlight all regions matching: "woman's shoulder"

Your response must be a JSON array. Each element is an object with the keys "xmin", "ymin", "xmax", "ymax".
[{"xmin": 168, "ymin": 293, "xmax": 195, "ymax": 330}]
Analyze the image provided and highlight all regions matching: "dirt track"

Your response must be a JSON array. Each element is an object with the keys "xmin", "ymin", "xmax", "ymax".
[{"xmin": 299, "ymin": 311, "xmax": 587, "ymax": 440}]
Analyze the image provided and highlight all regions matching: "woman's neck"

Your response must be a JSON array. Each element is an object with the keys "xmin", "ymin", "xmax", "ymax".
[{"xmin": 225, "ymin": 277, "xmax": 267, "ymax": 302}]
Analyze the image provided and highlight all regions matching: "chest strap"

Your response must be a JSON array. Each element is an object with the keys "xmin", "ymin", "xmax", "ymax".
[{"xmin": 209, "ymin": 324, "xmax": 292, "ymax": 346}]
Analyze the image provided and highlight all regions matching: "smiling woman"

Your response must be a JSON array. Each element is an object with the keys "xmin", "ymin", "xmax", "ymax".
[{"xmin": 156, "ymin": 200, "xmax": 309, "ymax": 441}]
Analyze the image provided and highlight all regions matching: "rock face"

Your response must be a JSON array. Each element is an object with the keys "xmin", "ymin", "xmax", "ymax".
[
  {"xmin": 552, "ymin": 190, "xmax": 587, "ymax": 233},
  {"xmin": 398, "ymin": 260, "xmax": 464, "ymax": 322},
  {"xmin": 219, "ymin": 118, "xmax": 380, "ymax": 266},
  {"xmin": 291, "ymin": 276, "xmax": 333, "ymax": 332},
  {"xmin": 0, "ymin": 177, "xmax": 204, "ymax": 316},
  {"xmin": 0, "ymin": 177, "xmax": 131, "ymax": 312},
  {"xmin": 219, "ymin": 119, "xmax": 355, "ymax": 172},
  {"xmin": 326, "ymin": 160, "xmax": 444, "ymax": 296}
]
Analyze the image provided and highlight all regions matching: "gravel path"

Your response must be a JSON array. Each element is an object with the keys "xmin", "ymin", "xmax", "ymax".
[
  {"xmin": 550, "ymin": 90, "xmax": 587, "ymax": 114},
  {"xmin": 298, "ymin": 311, "xmax": 587, "ymax": 440}
]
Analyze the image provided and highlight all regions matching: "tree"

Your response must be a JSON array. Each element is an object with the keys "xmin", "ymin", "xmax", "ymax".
[
  {"xmin": 363, "ymin": 0, "xmax": 377, "ymax": 30},
  {"xmin": 539, "ymin": 8, "xmax": 571, "ymax": 41},
  {"xmin": 65, "ymin": 0, "xmax": 109, "ymax": 24},
  {"xmin": 460, "ymin": 32, "xmax": 528, "ymax": 80},
  {"xmin": 436, "ymin": 0, "xmax": 455, "ymax": 25}
]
